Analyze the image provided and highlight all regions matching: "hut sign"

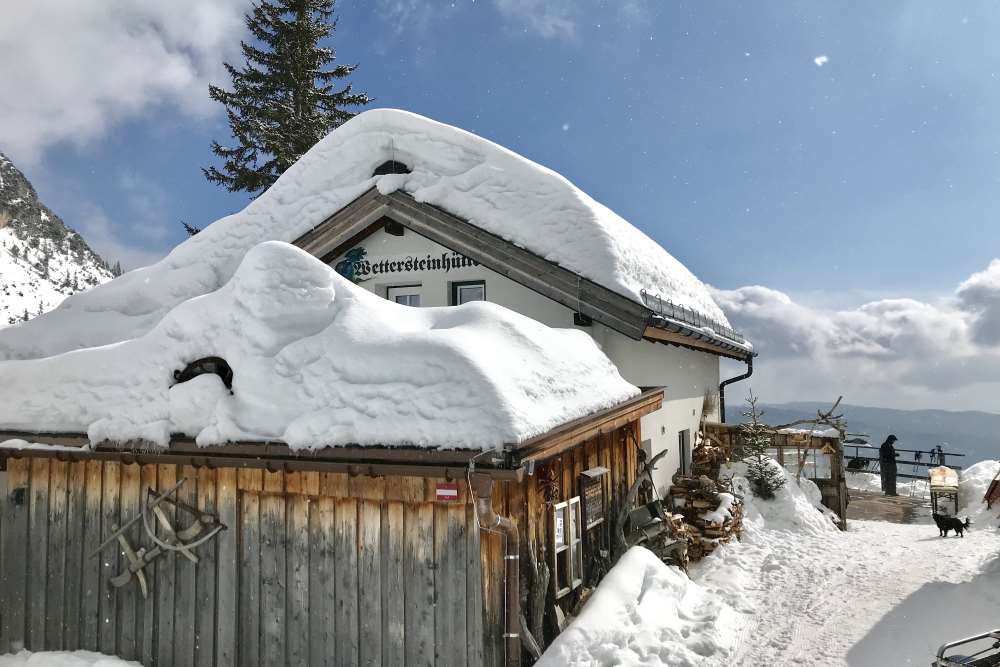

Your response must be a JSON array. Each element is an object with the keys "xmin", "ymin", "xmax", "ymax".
[{"xmin": 435, "ymin": 482, "xmax": 459, "ymax": 502}]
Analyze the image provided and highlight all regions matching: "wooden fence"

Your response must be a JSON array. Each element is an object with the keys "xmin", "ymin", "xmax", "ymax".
[{"xmin": 0, "ymin": 458, "xmax": 484, "ymax": 667}]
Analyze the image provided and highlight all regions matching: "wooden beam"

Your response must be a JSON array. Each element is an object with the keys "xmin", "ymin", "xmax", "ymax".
[
  {"xmin": 642, "ymin": 325, "xmax": 749, "ymax": 361},
  {"xmin": 513, "ymin": 389, "xmax": 663, "ymax": 463}
]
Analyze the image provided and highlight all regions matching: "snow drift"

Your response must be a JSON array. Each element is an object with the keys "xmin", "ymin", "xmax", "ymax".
[
  {"xmin": 536, "ymin": 547, "xmax": 737, "ymax": 667},
  {"xmin": 959, "ymin": 459, "xmax": 1000, "ymax": 527},
  {"xmin": 0, "ymin": 108, "xmax": 733, "ymax": 361},
  {"xmin": 0, "ymin": 242, "xmax": 638, "ymax": 450},
  {"xmin": 723, "ymin": 460, "xmax": 840, "ymax": 536},
  {"xmin": 0, "ymin": 652, "xmax": 139, "ymax": 667}
]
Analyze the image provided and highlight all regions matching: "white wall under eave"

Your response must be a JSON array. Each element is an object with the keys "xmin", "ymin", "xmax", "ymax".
[
  {"xmin": 601, "ymin": 331, "xmax": 721, "ymax": 494},
  {"xmin": 329, "ymin": 226, "xmax": 721, "ymax": 495}
]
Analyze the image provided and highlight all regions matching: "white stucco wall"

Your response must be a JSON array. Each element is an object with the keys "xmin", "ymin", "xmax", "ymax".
[{"xmin": 332, "ymin": 226, "xmax": 721, "ymax": 493}]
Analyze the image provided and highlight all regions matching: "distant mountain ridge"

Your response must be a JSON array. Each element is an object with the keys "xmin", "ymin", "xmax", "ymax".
[
  {"xmin": 755, "ymin": 401, "xmax": 1000, "ymax": 465},
  {"xmin": 0, "ymin": 152, "xmax": 115, "ymax": 326}
]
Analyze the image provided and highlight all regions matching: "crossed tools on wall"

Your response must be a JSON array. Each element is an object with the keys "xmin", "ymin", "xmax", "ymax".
[{"xmin": 90, "ymin": 478, "xmax": 228, "ymax": 599}]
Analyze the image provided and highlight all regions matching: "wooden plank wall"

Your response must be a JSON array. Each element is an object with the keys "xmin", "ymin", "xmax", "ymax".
[
  {"xmin": 0, "ymin": 460, "xmax": 485, "ymax": 667},
  {"xmin": 494, "ymin": 421, "xmax": 639, "ymax": 661}
]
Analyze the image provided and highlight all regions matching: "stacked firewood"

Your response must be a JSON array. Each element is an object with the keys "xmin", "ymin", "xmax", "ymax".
[{"xmin": 665, "ymin": 472, "xmax": 744, "ymax": 561}]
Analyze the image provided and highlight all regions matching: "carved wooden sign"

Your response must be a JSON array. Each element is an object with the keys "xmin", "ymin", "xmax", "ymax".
[{"xmin": 580, "ymin": 466, "xmax": 609, "ymax": 530}]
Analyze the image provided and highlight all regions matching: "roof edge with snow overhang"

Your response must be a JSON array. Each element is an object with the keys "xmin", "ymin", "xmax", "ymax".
[{"xmin": 293, "ymin": 187, "xmax": 751, "ymax": 360}]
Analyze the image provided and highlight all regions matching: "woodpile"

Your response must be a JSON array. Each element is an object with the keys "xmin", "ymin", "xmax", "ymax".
[{"xmin": 665, "ymin": 472, "xmax": 743, "ymax": 561}]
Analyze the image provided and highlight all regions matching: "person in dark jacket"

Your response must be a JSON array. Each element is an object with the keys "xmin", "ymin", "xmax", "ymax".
[{"xmin": 880, "ymin": 434, "xmax": 899, "ymax": 496}]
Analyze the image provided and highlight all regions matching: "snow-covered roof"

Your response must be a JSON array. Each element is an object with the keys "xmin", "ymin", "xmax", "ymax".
[
  {"xmin": 0, "ymin": 108, "xmax": 730, "ymax": 361},
  {"xmin": 0, "ymin": 242, "xmax": 639, "ymax": 450}
]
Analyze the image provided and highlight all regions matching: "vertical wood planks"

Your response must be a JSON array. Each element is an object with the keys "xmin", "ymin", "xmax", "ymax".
[
  {"xmin": 334, "ymin": 498, "xmax": 359, "ymax": 667},
  {"xmin": 260, "ymin": 472, "xmax": 287, "ymax": 667},
  {"xmin": 137, "ymin": 464, "xmax": 158, "ymax": 666},
  {"xmin": 195, "ymin": 467, "xmax": 218, "ymax": 667},
  {"xmin": 435, "ymin": 502, "xmax": 466, "ymax": 666},
  {"xmin": 27, "ymin": 458, "xmax": 50, "ymax": 651},
  {"xmin": 1, "ymin": 458, "xmax": 30, "ymax": 652},
  {"xmin": 215, "ymin": 467, "xmax": 238, "ymax": 667},
  {"xmin": 79, "ymin": 460, "xmax": 104, "ymax": 652},
  {"xmin": 465, "ymin": 502, "xmax": 485, "ymax": 667},
  {"xmin": 155, "ymin": 464, "xmax": 177, "ymax": 667},
  {"xmin": 358, "ymin": 499, "xmax": 382, "ymax": 666},
  {"xmin": 62, "ymin": 461, "xmax": 87, "ymax": 651},
  {"xmin": 381, "ymin": 502, "xmax": 405, "ymax": 666},
  {"xmin": 98, "ymin": 462, "xmax": 121, "ymax": 654},
  {"xmin": 309, "ymin": 496, "xmax": 336, "ymax": 667},
  {"xmin": 44, "ymin": 460, "xmax": 68, "ymax": 650},
  {"xmin": 404, "ymin": 502, "xmax": 434, "ymax": 667},
  {"xmin": 174, "ymin": 465, "xmax": 198, "ymax": 667},
  {"xmin": 116, "ymin": 464, "xmax": 140, "ymax": 661},
  {"xmin": 237, "ymin": 474, "xmax": 261, "ymax": 667},
  {"xmin": 286, "ymin": 493, "xmax": 310, "ymax": 667}
]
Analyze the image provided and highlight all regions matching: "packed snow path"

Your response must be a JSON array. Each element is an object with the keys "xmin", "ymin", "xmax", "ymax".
[{"xmin": 699, "ymin": 520, "xmax": 1000, "ymax": 666}]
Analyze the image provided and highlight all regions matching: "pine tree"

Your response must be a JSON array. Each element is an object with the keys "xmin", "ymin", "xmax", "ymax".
[
  {"xmin": 740, "ymin": 391, "xmax": 786, "ymax": 500},
  {"xmin": 181, "ymin": 220, "xmax": 202, "ymax": 236},
  {"xmin": 204, "ymin": 0, "xmax": 369, "ymax": 196}
]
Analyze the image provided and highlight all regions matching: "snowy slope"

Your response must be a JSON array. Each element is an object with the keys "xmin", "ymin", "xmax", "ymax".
[
  {"xmin": 0, "ymin": 152, "xmax": 113, "ymax": 327},
  {"xmin": 0, "ymin": 109, "xmax": 732, "ymax": 361},
  {"xmin": 542, "ymin": 459, "xmax": 1000, "ymax": 666},
  {"xmin": 0, "ymin": 242, "xmax": 638, "ymax": 449}
]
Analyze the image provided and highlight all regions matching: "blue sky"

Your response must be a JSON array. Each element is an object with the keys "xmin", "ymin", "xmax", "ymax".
[{"xmin": 4, "ymin": 1, "xmax": 1000, "ymax": 410}]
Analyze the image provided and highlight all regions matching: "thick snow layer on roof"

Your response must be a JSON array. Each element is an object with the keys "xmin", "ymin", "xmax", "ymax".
[
  {"xmin": 0, "ymin": 108, "xmax": 729, "ymax": 361},
  {"xmin": 0, "ymin": 242, "xmax": 638, "ymax": 450}
]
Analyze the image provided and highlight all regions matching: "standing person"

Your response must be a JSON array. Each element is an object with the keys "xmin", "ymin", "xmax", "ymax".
[{"xmin": 880, "ymin": 435, "xmax": 899, "ymax": 496}]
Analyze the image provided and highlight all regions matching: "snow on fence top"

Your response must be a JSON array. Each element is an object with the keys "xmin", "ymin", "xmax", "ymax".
[
  {"xmin": 0, "ymin": 108, "xmax": 730, "ymax": 361},
  {"xmin": 0, "ymin": 242, "xmax": 639, "ymax": 450}
]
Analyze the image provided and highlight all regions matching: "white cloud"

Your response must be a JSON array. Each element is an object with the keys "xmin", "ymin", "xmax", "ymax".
[
  {"xmin": 814, "ymin": 54, "xmax": 829, "ymax": 67},
  {"xmin": 714, "ymin": 259, "xmax": 1000, "ymax": 412},
  {"xmin": 493, "ymin": 0, "xmax": 576, "ymax": 39},
  {"xmin": 0, "ymin": 0, "xmax": 250, "ymax": 164},
  {"xmin": 76, "ymin": 203, "xmax": 167, "ymax": 271},
  {"xmin": 118, "ymin": 173, "xmax": 171, "ymax": 243}
]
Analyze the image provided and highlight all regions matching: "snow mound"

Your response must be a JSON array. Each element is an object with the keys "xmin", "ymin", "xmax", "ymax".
[
  {"xmin": 959, "ymin": 460, "xmax": 1000, "ymax": 528},
  {"xmin": 0, "ymin": 651, "xmax": 139, "ymax": 667},
  {"xmin": 724, "ymin": 460, "xmax": 839, "ymax": 536},
  {"xmin": 0, "ymin": 242, "xmax": 638, "ymax": 450},
  {"xmin": 0, "ymin": 108, "xmax": 733, "ymax": 362},
  {"xmin": 536, "ymin": 547, "xmax": 737, "ymax": 667}
]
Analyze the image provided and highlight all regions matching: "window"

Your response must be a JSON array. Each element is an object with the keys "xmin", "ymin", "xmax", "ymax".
[
  {"xmin": 678, "ymin": 429, "xmax": 691, "ymax": 475},
  {"xmin": 552, "ymin": 497, "xmax": 583, "ymax": 598},
  {"xmin": 387, "ymin": 285, "xmax": 421, "ymax": 307},
  {"xmin": 452, "ymin": 280, "xmax": 485, "ymax": 305}
]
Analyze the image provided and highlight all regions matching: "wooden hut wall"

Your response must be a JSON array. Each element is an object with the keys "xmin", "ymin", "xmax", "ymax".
[
  {"xmin": 484, "ymin": 420, "xmax": 639, "ymax": 653},
  {"xmin": 0, "ymin": 458, "xmax": 484, "ymax": 667}
]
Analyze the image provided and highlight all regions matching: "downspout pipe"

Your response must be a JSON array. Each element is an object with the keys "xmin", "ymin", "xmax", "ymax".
[
  {"xmin": 471, "ymin": 474, "xmax": 521, "ymax": 667},
  {"xmin": 719, "ymin": 354, "xmax": 754, "ymax": 423}
]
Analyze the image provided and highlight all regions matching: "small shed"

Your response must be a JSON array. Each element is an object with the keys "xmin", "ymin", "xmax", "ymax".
[
  {"xmin": 704, "ymin": 422, "xmax": 848, "ymax": 529},
  {"xmin": 0, "ymin": 389, "xmax": 662, "ymax": 667}
]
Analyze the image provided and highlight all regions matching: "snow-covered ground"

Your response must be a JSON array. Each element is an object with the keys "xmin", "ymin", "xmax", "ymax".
[
  {"xmin": 846, "ymin": 470, "xmax": 931, "ymax": 498},
  {"xmin": 0, "ymin": 652, "xmax": 138, "ymax": 666},
  {"xmin": 543, "ymin": 460, "xmax": 1000, "ymax": 666}
]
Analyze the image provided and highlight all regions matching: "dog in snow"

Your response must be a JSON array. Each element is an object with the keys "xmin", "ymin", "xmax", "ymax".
[{"xmin": 932, "ymin": 513, "xmax": 970, "ymax": 537}]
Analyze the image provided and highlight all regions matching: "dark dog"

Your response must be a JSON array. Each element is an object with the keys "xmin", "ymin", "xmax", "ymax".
[{"xmin": 932, "ymin": 513, "xmax": 970, "ymax": 537}]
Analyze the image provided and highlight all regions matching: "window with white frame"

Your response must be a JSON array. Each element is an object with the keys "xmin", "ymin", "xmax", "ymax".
[
  {"xmin": 387, "ymin": 285, "xmax": 421, "ymax": 307},
  {"xmin": 551, "ymin": 497, "xmax": 583, "ymax": 598},
  {"xmin": 452, "ymin": 280, "xmax": 485, "ymax": 305}
]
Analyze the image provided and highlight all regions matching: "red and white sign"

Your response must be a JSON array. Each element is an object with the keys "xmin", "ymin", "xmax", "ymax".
[{"xmin": 436, "ymin": 482, "xmax": 459, "ymax": 502}]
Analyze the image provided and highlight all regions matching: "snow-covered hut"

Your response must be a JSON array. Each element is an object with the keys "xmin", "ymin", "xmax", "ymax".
[
  {"xmin": 0, "ymin": 108, "xmax": 752, "ymax": 494},
  {"xmin": 0, "ymin": 242, "xmax": 661, "ymax": 666}
]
